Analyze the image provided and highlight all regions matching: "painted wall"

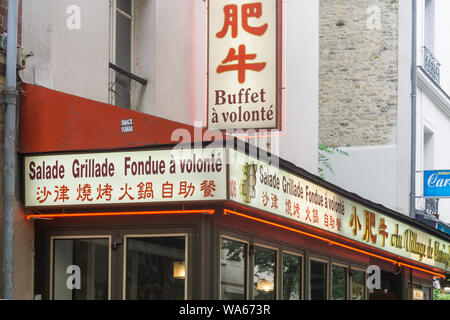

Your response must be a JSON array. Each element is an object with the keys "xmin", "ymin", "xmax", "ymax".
[
  {"xmin": 416, "ymin": 85, "xmax": 450, "ymax": 223},
  {"xmin": 20, "ymin": 0, "xmax": 110, "ymax": 103},
  {"xmin": 321, "ymin": 145, "xmax": 398, "ymax": 211},
  {"xmin": 434, "ymin": 0, "xmax": 450, "ymax": 93},
  {"xmin": 415, "ymin": 0, "xmax": 450, "ymax": 224},
  {"xmin": 281, "ymin": 0, "xmax": 319, "ymax": 174}
]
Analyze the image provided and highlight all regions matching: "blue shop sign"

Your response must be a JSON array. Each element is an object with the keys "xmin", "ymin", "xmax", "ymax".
[
  {"xmin": 437, "ymin": 223, "xmax": 450, "ymax": 236},
  {"xmin": 424, "ymin": 170, "xmax": 450, "ymax": 198}
]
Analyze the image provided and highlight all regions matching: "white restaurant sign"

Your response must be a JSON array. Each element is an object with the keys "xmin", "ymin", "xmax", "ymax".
[
  {"xmin": 228, "ymin": 149, "xmax": 450, "ymax": 272},
  {"xmin": 24, "ymin": 147, "xmax": 450, "ymax": 272},
  {"xmin": 24, "ymin": 148, "xmax": 227, "ymax": 207},
  {"xmin": 208, "ymin": 0, "xmax": 282, "ymax": 130}
]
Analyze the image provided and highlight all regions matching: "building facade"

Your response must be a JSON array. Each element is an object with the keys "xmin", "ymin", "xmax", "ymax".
[
  {"xmin": 11, "ymin": 0, "xmax": 320, "ymax": 299},
  {"xmin": 0, "ymin": 0, "xmax": 448, "ymax": 300},
  {"xmin": 319, "ymin": 0, "xmax": 450, "ymax": 227},
  {"xmin": 414, "ymin": 0, "xmax": 450, "ymax": 232}
]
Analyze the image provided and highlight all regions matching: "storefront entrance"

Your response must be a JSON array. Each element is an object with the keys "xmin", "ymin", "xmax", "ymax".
[{"xmin": 48, "ymin": 232, "xmax": 189, "ymax": 300}]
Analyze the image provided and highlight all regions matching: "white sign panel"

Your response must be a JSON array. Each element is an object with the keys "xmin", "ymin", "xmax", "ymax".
[
  {"xmin": 24, "ymin": 148, "xmax": 227, "ymax": 207},
  {"xmin": 208, "ymin": 0, "xmax": 282, "ymax": 130},
  {"xmin": 228, "ymin": 149, "xmax": 450, "ymax": 272}
]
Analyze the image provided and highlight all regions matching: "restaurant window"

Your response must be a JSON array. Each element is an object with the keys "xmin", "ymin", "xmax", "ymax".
[
  {"xmin": 331, "ymin": 264, "xmax": 347, "ymax": 300},
  {"xmin": 253, "ymin": 246, "xmax": 277, "ymax": 300},
  {"xmin": 309, "ymin": 259, "xmax": 327, "ymax": 300},
  {"xmin": 110, "ymin": 0, "xmax": 134, "ymax": 109},
  {"xmin": 282, "ymin": 252, "xmax": 302, "ymax": 300},
  {"xmin": 124, "ymin": 235, "xmax": 186, "ymax": 300},
  {"xmin": 350, "ymin": 269, "xmax": 366, "ymax": 300},
  {"xmin": 220, "ymin": 238, "xmax": 248, "ymax": 300},
  {"xmin": 52, "ymin": 237, "xmax": 110, "ymax": 300}
]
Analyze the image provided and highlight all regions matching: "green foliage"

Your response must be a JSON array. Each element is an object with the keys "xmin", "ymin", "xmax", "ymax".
[
  {"xmin": 434, "ymin": 289, "xmax": 450, "ymax": 300},
  {"xmin": 283, "ymin": 254, "xmax": 301, "ymax": 300},
  {"xmin": 318, "ymin": 144, "xmax": 349, "ymax": 180},
  {"xmin": 222, "ymin": 239, "xmax": 245, "ymax": 262}
]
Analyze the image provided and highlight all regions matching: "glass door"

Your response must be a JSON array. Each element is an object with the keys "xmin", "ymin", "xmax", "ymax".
[
  {"xmin": 123, "ymin": 234, "xmax": 188, "ymax": 300},
  {"xmin": 49, "ymin": 232, "xmax": 189, "ymax": 300},
  {"xmin": 51, "ymin": 236, "xmax": 111, "ymax": 300}
]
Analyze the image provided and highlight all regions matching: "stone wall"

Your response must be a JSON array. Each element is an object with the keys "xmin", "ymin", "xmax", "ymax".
[{"xmin": 319, "ymin": 0, "xmax": 399, "ymax": 147}]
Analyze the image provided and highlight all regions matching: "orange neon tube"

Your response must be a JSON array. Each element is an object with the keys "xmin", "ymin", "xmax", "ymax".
[
  {"xmin": 227, "ymin": 201, "xmax": 391, "ymax": 251},
  {"xmin": 26, "ymin": 209, "xmax": 215, "ymax": 220},
  {"xmin": 224, "ymin": 209, "xmax": 446, "ymax": 279}
]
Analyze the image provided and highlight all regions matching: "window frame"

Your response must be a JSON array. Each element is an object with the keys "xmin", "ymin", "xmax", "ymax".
[
  {"xmin": 281, "ymin": 250, "xmax": 304, "ymax": 300},
  {"xmin": 308, "ymin": 256, "xmax": 329, "ymax": 300},
  {"xmin": 409, "ymin": 281, "xmax": 433, "ymax": 300},
  {"xmin": 350, "ymin": 267, "xmax": 367, "ymax": 300},
  {"xmin": 251, "ymin": 242, "xmax": 279, "ymax": 300},
  {"xmin": 49, "ymin": 235, "xmax": 113, "ymax": 300},
  {"xmin": 330, "ymin": 262, "xmax": 348, "ymax": 300},
  {"xmin": 122, "ymin": 233, "xmax": 189, "ymax": 300},
  {"xmin": 109, "ymin": 0, "xmax": 135, "ymax": 107},
  {"xmin": 219, "ymin": 235, "xmax": 250, "ymax": 300}
]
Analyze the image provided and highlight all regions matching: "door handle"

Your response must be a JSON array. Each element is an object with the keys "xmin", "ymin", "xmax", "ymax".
[{"xmin": 112, "ymin": 240, "xmax": 123, "ymax": 249}]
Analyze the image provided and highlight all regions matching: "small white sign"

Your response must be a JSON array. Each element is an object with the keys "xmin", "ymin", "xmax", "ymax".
[{"xmin": 121, "ymin": 118, "xmax": 133, "ymax": 133}]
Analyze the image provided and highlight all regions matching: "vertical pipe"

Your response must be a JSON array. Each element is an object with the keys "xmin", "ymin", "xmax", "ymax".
[
  {"xmin": 410, "ymin": 0, "xmax": 417, "ymax": 219},
  {"xmin": 2, "ymin": 0, "xmax": 19, "ymax": 300}
]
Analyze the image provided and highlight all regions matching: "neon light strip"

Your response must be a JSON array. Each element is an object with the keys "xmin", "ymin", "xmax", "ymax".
[
  {"xmin": 224, "ymin": 209, "xmax": 446, "ymax": 279},
  {"xmin": 226, "ymin": 201, "xmax": 390, "ymax": 251},
  {"xmin": 26, "ymin": 209, "xmax": 215, "ymax": 220}
]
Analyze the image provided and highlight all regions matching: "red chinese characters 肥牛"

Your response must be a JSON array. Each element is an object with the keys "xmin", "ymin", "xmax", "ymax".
[{"xmin": 216, "ymin": 2, "xmax": 268, "ymax": 84}]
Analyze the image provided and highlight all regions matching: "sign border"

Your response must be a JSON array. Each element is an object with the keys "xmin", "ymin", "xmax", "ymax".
[
  {"xmin": 206, "ymin": 0, "xmax": 283, "ymax": 132},
  {"xmin": 423, "ymin": 169, "xmax": 450, "ymax": 199}
]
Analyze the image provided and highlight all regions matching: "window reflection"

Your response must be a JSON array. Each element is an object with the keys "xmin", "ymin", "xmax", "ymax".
[
  {"xmin": 220, "ymin": 238, "xmax": 247, "ymax": 300},
  {"xmin": 282, "ymin": 253, "xmax": 302, "ymax": 300},
  {"xmin": 351, "ymin": 269, "xmax": 365, "ymax": 300},
  {"xmin": 310, "ymin": 260, "xmax": 327, "ymax": 300},
  {"xmin": 126, "ymin": 236, "xmax": 186, "ymax": 300},
  {"xmin": 332, "ymin": 265, "xmax": 347, "ymax": 300},
  {"xmin": 53, "ymin": 238, "xmax": 109, "ymax": 300},
  {"xmin": 253, "ymin": 246, "xmax": 276, "ymax": 300}
]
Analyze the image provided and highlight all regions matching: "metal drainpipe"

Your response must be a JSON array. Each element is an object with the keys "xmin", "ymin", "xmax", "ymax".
[
  {"xmin": 410, "ymin": 0, "xmax": 417, "ymax": 220},
  {"xmin": 2, "ymin": 0, "xmax": 19, "ymax": 300}
]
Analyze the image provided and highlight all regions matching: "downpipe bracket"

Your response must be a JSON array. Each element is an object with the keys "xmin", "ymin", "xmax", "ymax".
[{"xmin": 3, "ymin": 87, "xmax": 18, "ymax": 105}]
